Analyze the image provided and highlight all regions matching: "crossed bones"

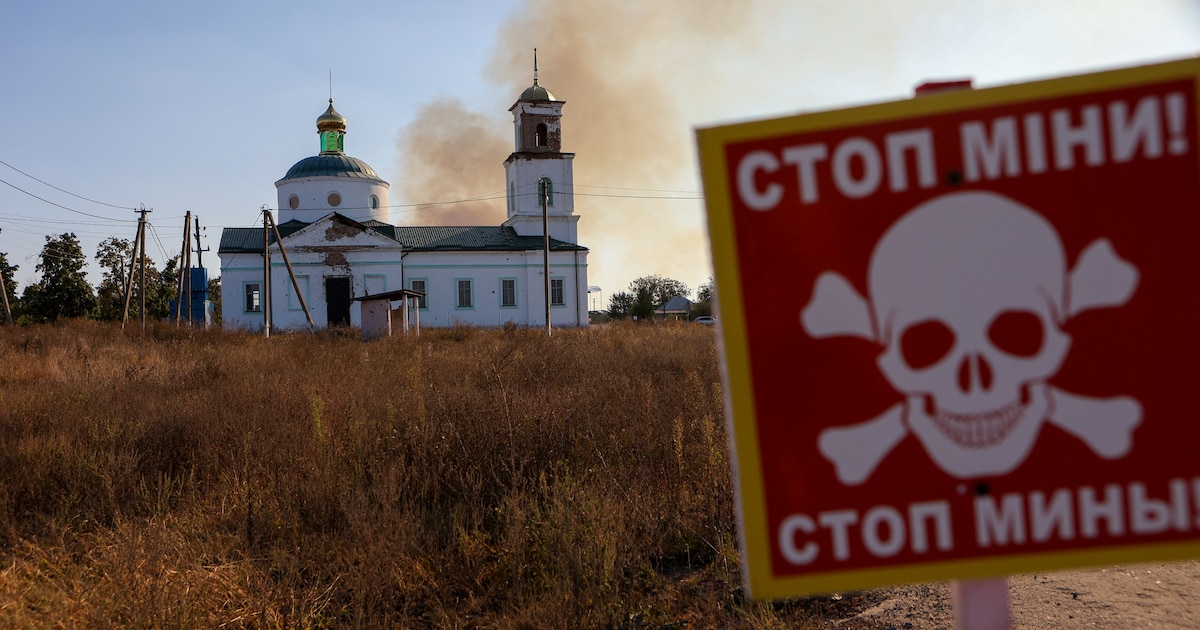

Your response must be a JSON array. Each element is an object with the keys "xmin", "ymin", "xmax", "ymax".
[{"xmin": 801, "ymin": 192, "xmax": 1143, "ymax": 485}]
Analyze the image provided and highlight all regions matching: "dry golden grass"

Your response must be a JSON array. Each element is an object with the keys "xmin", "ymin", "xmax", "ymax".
[{"xmin": 0, "ymin": 320, "xmax": 864, "ymax": 628}]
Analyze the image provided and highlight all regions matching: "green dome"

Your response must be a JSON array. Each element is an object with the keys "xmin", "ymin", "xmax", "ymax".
[
  {"xmin": 519, "ymin": 82, "xmax": 555, "ymax": 102},
  {"xmin": 282, "ymin": 154, "xmax": 380, "ymax": 180}
]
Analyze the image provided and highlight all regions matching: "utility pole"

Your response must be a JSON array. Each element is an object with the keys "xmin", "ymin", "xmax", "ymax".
[
  {"xmin": 193, "ymin": 216, "xmax": 208, "ymax": 269},
  {"xmin": 0, "ymin": 265, "xmax": 11, "ymax": 326},
  {"xmin": 183, "ymin": 213, "xmax": 193, "ymax": 324},
  {"xmin": 139, "ymin": 209, "xmax": 148, "ymax": 330},
  {"xmin": 262, "ymin": 206, "xmax": 271, "ymax": 338},
  {"xmin": 0, "ymin": 275, "xmax": 11, "ymax": 325},
  {"xmin": 541, "ymin": 178, "xmax": 551, "ymax": 337},
  {"xmin": 267, "ymin": 211, "xmax": 314, "ymax": 326},
  {"xmin": 176, "ymin": 212, "xmax": 191, "ymax": 325},
  {"xmin": 0, "ymin": 227, "xmax": 11, "ymax": 325},
  {"xmin": 122, "ymin": 206, "xmax": 150, "ymax": 330}
]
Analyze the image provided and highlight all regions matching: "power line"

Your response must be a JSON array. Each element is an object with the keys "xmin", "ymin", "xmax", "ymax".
[
  {"xmin": 146, "ymin": 223, "xmax": 172, "ymax": 262},
  {"xmin": 577, "ymin": 183, "xmax": 700, "ymax": 194},
  {"xmin": 0, "ymin": 176, "xmax": 136, "ymax": 223},
  {"xmin": 0, "ymin": 159, "xmax": 136, "ymax": 210}
]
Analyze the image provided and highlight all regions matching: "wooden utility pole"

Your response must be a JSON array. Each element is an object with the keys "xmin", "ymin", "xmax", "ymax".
[
  {"xmin": 0, "ymin": 227, "xmax": 10, "ymax": 325},
  {"xmin": 194, "ymin": 216, "xmax": 209, "ymax": 327},
  {"xmin": 139, "ymin": 211, "xmax": 147, "ymax": 330},
  {"xmin": 0, "ymin": 269, "xmax": 12, "ymax": 326},
  {"xmin": 122, "ymin": 206, "xmax": 150, "ymax": 330},
  {"xmin": 262, "ymin": 207, "xmax": 271, "ymax": 338},
  {"xmin": 183, "ymin": 214, "xmax": 193, "ymax": 324},
  {"xmin": 541, "ymin": 179, "xmax": 551, "ymax": 337},
  {"xmin": 175, "ymin": 212, "xmax": 191, "ymax": 325},
  {"xmin": 267, "ymin": 212, "xmax": 314, "ymax": 326},
  {"xmin": 194, "ymin": 216, "xmax": 207, "ymax": 269}
]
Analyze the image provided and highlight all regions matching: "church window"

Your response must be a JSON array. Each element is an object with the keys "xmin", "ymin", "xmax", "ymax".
[
  {"xmin": 369, "ymin": 195, "xmax": 379, "ymax": 210},
  {"xmin": 456, "ymin": 279, "xmax": 474, "ymax": 309},
  {"xmin": 535, "ymin": 123, "xmax": 548, "ymax": 147},
  {"xmin": 288, "ymin": 195, "xmax": 300, "ymax": 209},
  {"xmin": 409, "ymin": 279, "xmax": 427, "ymax": 309},
  {"xmin": 551, "ymin": 278, "xmax": 565, "ymax": 306},
  {"xmin": 501, "ymin": 278, "xmax": 517, "ymax": 308},
  {"xmin": 245, "ymin": 283, "xmax": 262, "ymax": 313},
  {"xmin": 327, "ymin": 192, "xmax": 342, "ymax": 207}
]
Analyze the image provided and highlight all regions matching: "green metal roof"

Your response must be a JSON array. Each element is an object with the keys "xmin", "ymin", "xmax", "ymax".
[
  {"xmin": 519, "ymin": 83, "xmax": 556, "ymax": 102},
  {"xmin": 389, "ymin": 225, "xmax": 583, "ymax": 252},
  {"xmin": 280, "ymin": 154, "xmax": 381, "ymax": 181},
  {"xmin": 219, "ymin": 217, "xmax": 586, "ymax": 254}
]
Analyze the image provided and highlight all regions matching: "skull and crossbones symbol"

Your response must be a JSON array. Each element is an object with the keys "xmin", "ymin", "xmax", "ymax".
[{"xmin": 802, "ymin": 191, "xmax": 1142, "ymax": 485}]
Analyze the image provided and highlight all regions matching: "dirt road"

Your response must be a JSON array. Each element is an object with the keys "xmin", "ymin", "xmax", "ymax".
[{"xmin": 841, "ymin": 560, "xmax": 1200, "ymax": 628}]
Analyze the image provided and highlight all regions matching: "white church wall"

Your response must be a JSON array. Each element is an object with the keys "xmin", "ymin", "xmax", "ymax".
[
  {"xmin": 218, "ymin": 217, "xmax": 404, "ymax": 331},
  {"xmin": 505, "ymin": 156, "xmax": 575, "ymax": 217},
  {"xmin": 402, "ymin": 249, "xmax": 588, "ymax": 328},
  {"xmin": 219, "ymin": 252, "xmax": 269, "ymax": 331}
]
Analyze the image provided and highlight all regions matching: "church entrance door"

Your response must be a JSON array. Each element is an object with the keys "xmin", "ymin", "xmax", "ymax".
[{"xmin": 325, "ymin": 277, "xmax": 352, "ymax": 326}]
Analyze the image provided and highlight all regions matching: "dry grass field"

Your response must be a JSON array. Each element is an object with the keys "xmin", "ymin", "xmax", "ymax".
[{"xmin": 0, "ymin": 321, "xmax": 868, "ymax": 628}]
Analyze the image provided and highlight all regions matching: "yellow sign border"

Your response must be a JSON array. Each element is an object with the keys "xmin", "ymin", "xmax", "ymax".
[{"xmin": 697, "ymin": 57, "xmax": 1200, "ymax": 599}]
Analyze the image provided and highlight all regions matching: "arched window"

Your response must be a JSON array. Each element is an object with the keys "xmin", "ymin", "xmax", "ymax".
[
  {"xmin": 538, "ymin": 177, "xmax": 554, "ymax": 207},
  {"xmin": 535, "ymin": 123, "xmax": 548, "ymax": 147}
]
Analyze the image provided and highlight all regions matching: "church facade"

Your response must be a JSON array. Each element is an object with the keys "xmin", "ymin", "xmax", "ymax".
[{"xmin": 218, "ymin": 70, "xmax": 589, "ymax": 330}]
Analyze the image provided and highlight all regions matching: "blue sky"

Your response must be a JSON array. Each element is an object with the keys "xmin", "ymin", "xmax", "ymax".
[{"xmin": 2, "ymin": 0, "xmax": 1198, "ymax": 305}]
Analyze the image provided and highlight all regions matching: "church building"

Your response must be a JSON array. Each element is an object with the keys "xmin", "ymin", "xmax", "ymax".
[{"xmin": 218, "ymin": 67, "xmax": 589, "ymax": 330}]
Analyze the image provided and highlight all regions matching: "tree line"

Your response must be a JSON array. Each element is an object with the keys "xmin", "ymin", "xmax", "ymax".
[
  {"xmin": 0, "ymin": 231, "xmax": 221, "ymax": 325},
  {"xmin": 0, "ymin": 232, "xmax": 706, "ymax": 327},
  {"xmin": 605, "ymin": 274, "xmax": 713, "ymax": 321}
]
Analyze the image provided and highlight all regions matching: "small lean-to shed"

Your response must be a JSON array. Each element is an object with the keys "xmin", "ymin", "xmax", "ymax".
[{"xmin": 354, "ymin": 288, "xmax": 426, "ymax": 340}]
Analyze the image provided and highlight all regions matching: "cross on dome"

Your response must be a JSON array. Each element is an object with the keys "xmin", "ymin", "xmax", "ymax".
[{"xmin": 519, "ymin": 48, "xmax": 555, "ymax": 102}]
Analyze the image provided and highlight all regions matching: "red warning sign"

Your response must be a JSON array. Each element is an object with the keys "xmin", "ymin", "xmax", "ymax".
[{"xmin": 697, "ymin": 58, "xmax": 1200, "ymax": 599}]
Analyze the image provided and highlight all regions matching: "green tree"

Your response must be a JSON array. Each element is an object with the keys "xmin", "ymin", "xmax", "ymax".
[
  {"xmin": 94, "ymin": 237, "xmax": 133, "ymax": 320},
  {"xmin": 607, "ymin": 290, "xmax": 634, "ymax": 319},
  {"xmin": 207, "ymin": 275, "xmax": 222, "ymax": 324},
  {"xmin": 22, "ymin": 233, "xmax": 96, "ymax": 322},
  {"xmin": 153, "ymin": 255, "xmax": 180, "ymax": 319},
  {"xmin": 696, "ymin": 276, "xmax": 714, "ymax": 303},
  {"xmin": 631, "ymin": 286, "xmax": 655, "ymax": 321},
  {"xmin": 627, "ymin": 274, "xmax": 690, "ymax": 309},
  {"xmin": 691, "ymin": 276, "xmax": 714, "ymax": 318},
  {"xmin": 94, "ymin": 236, "xmax": 181, "ymax": 322}
]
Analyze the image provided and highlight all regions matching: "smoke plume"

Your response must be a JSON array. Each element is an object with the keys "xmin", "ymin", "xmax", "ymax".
[{"xmin": 394, "ymin": 0, "xmax": 760, "ymax": 297}]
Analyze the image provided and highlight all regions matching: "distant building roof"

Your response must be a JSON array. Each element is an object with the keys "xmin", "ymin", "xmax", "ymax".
[
  {"xmin": 658, "ymin": 295, "xmax": 691, "ymax": 313},
  {"xmin": 219, "ymin": 216, "xmax": 587, "ymax": 255}
]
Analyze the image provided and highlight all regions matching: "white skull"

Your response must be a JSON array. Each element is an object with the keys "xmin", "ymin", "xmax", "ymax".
[{"xmin": 869, "ymin": 191, "xmax": 1071, "ymax": 477}]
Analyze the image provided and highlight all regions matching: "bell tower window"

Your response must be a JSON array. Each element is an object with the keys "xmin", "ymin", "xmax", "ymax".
[
  {"xmin": 538, "ymin": 177, "xmax": 554, "ymax": 207},
  {"xmin": 535, "ymin": 123, "xmax": 548, "ymax": 147}
]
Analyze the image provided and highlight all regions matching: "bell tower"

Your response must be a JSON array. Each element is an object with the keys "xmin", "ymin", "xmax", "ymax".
[{"xmin": 503, "ymin": 50, "xmax": 579, "ymax": 244}]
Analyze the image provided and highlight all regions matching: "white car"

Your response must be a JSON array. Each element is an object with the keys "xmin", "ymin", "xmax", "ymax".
[{"xmin": 694, "ymin": 316, "xmax": 716, "ymax": 325}]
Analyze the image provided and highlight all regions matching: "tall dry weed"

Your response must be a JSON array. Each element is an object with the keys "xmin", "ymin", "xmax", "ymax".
[{"xmin": 0, "ymin": 320, "xmax": 845, "ymax": 628}]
